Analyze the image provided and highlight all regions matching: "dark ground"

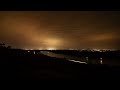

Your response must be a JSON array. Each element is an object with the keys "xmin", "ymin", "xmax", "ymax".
[{"xmin": 0, "ymin": 47, "xmax": 120, "ymax": 81}]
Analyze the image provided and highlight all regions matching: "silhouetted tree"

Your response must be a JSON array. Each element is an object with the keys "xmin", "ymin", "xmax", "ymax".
[
  {"xmin": 0, "ymin": 43, "xmax": 6, "ymax": 47},
  {"xmin": 7, "ymin": 46, "xmax": 11, "ymax": 49}
]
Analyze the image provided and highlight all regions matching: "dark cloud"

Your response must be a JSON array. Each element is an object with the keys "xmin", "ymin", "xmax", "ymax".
[{"xmin": 0, "ymin": 11, "xmax": 120, "ymax": 49}]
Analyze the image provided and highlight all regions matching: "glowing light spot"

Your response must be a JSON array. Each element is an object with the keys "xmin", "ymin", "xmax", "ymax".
[
  {"xmin": 86, "ymin": 57, "xmax": 88, "ymax": 61},
  {"xmin": 47, "ymin": 47, "xmax": 56, "ymax": 50},
  {"xmin": 33, "ymin": 51, "xmax": 35, "ymax": 54},
  {"xmin": 27, "ymin": 51, "xmax": 30, "ymax": 52},
  {"xmin": 38, "ymin": 48, "xmax": 43, "ymax": 50},
  {"xmin": 100, "ymin": 58, "xmax": 103, "ymax": 64},
  {"xmin": 44, "ymin": 38, "xmax": 61, "ymax": 47},
  {"xmin": 24, "ymin": 48, "xmax": 29, "ymax": 50}
]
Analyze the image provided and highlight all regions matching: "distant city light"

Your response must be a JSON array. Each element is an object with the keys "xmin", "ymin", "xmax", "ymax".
[
  {"xmin": 27, "ymin": 51, "xmax": 30, "ymax": 52},
  {"xmin": 33, "ymin": 51, "xmax": 35, "ymax": 54},
  {"xmin": 24, "ymin": 48, "xmax": 29, "ymax": 50},
  {"xmin": 29, "ymin": 49, "xmax": 33, "ymax": 50},
  {"xmin": 69, "ymin": 48, "xmax": 74, "ymax": 50},
  {"xmin": 47, "ymin": 47, "xmax": 56, "ymax": 50},
  {"xmin": 93, "ymin": 49, "xmax": 100, "ymax": 51}
]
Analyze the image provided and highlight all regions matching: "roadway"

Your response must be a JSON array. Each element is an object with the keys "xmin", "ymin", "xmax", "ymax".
[{"xmin": 40, "ymin": 51, "xmax": 87, "ymax": 64}]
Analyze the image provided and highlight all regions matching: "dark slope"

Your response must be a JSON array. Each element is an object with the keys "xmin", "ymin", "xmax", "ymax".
[{"xmin": 0, "ymin": 47, "xmax": 120, "ymax": 81}]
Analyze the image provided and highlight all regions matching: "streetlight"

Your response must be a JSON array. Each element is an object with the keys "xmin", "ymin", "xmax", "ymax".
[
  {"xmin": 100, "ymin": 58, "xmax": 103, "ymax": 64},
  {"xmin": 86, "ymin": 57, "xmax": 88, "ymax": 62}
]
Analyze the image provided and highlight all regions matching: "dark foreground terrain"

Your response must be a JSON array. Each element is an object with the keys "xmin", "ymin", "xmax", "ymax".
[{"xmin": 0, "ymin": 47, "xmax": 120, "ymax": 81}]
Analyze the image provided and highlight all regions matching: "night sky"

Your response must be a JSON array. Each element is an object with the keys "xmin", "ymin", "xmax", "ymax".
[{"xmin": 0, "ymin": 11, "xmax": 120, "ymax": 49}]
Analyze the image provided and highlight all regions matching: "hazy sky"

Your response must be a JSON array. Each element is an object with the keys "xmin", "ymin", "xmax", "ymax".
[{"xmin": 0, "ymin": 11, "xmax": 120, "ymax": 49}]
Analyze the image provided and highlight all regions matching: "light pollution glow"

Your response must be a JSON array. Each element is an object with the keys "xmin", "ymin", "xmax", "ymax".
[{"xmin": 0, "ymin": 11, "xmax": 120, "ymax": 49}]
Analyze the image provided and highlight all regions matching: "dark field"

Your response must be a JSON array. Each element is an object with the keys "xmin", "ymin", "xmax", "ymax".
[{"xmin": 0, "ymin": 47, "xmax": 120, "ymax": 81}]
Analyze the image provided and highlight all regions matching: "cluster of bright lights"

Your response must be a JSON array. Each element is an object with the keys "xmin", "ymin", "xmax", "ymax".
[
  {"xmin": 69, "ymin": 48, "xmax": 75, "ymax": 50},
  {"xmin": 47, "ymin": 47, "xmax": 56, "ymax": 50},
  {"xmin": 93, "ymin": 49, "xmax": 100, "ymax": 51},
  {"xmin": 80, "ymin": 49, "xmax": 117, "ymax": 52},
  {"xmin": 24, "ymin": 48, "xmax": 29, "ymax": 50}
]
